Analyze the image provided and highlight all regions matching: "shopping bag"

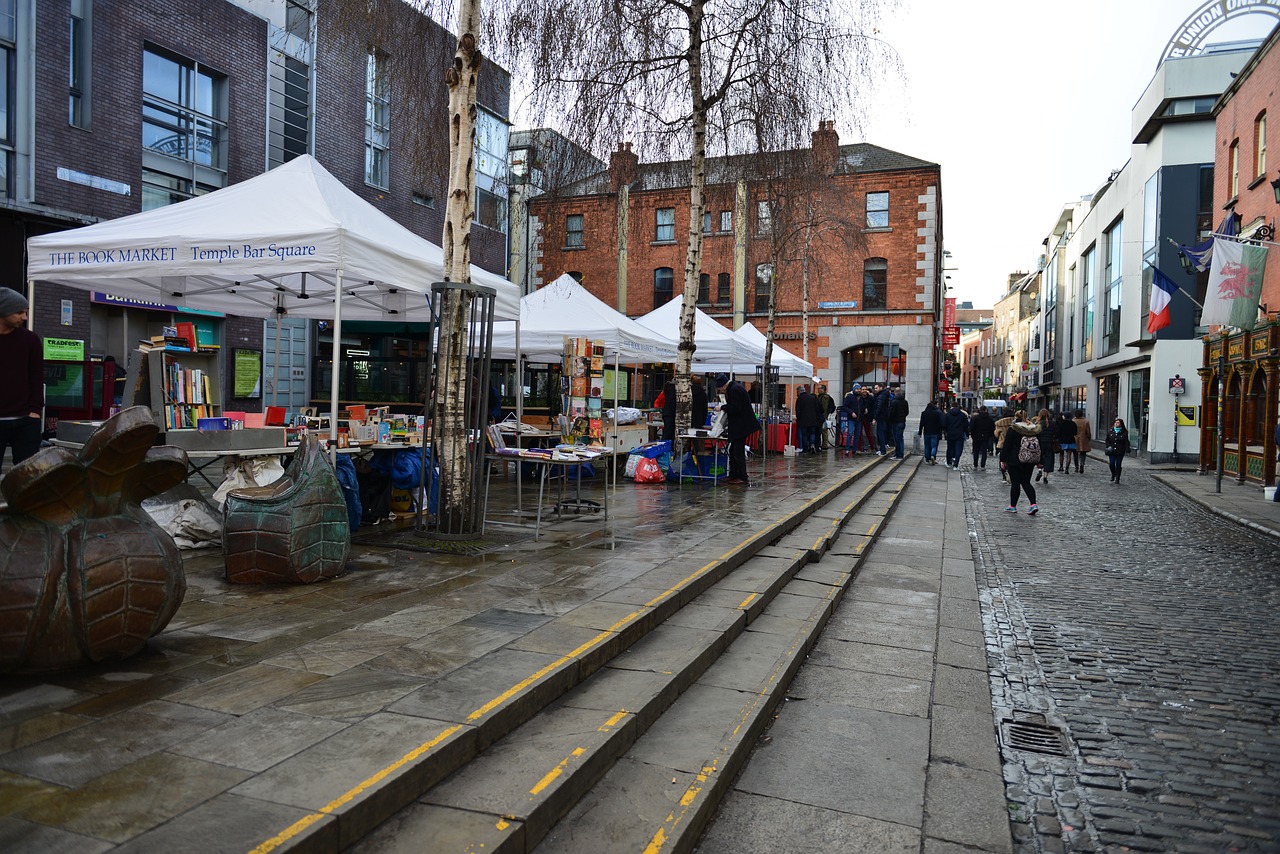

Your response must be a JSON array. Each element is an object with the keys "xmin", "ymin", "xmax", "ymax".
[
  {"xmin": 634, "ymin": 456, "xmax": 664, "ymax": 483},
  {"xmin": 625, "ymin": 452, "xmax": 642, "ymax": 479}
]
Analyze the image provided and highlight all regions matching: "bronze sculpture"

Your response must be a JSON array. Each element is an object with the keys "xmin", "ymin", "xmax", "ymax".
[
  {"xmin": 0, "ymin": 407, "xmax": 188, "ymax": 673},
  {"xmin": 222, "ymin": 434, "xmax": 349, "ymax": 584}
]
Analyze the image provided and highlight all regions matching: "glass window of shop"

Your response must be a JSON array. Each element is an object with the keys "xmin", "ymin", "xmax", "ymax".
[
  {"xmin": 1096, "ymin": 375, "xmax": 1118, "ymax": 438},
  {"xmin": 841, "ymin": 344, "xmax": 906, "ymax": 388},
  {"xmin": 312, "ymin": 322, "xmax": 431, "ymax": 405}
]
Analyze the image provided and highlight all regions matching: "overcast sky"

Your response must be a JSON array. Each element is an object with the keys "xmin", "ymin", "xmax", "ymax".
[{"xmin": 861, "ymin": 0, "xmax": 1278, "ymax": 310}]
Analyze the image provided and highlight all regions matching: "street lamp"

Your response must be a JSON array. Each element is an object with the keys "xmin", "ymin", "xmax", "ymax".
[{"xmin": 1271, "ymin": 172, "xmax": 1280, "ymax": 204}]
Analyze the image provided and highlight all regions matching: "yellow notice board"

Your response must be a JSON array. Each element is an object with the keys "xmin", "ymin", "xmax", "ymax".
[{"xmin": 1176, "ymin": 405, "xmax": 1198, "ymax": 427}]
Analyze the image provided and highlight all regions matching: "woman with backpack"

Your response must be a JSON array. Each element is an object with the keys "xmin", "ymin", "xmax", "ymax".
[
  {"xmin": 1034, "ymin": 408, "xmax": 1056, "ymax": 485},
  {"xmin": 1105, "ymin": 417, "xmax": 1131, "ymax": 483},
  {"xmin": 999, "ymin": 409, "xmax": 1043, "ymax": 515}
]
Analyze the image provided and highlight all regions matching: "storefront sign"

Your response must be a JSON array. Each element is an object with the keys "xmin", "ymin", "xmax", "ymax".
[
  {"xmin": 56, "ymin": 167, "xmax": 131, "ymax": 196},
  {"xmin": 942, "ymin": 326, "xmax": 959, "ymax": 346},
  {"xmin": 91, "ymin": 292, "xmax": 225, "ymax": 317},
  {"xmin": 1227, "ymin": 339, "xmax": 1245, "ymax": 361},
  {"xmin": 944, "ymin": 297, "xmax": 956, "ymax": 329},
  {"xmin": 43, "ymin": 337, "xmax": 84, "ymax": 361},
  {"xmin": 1251, "ymin": 336, "xmax": 1269, "ymax": 357},
  {"xmin": 817, "ymin": 301, "xmax": 859, "ymax": 309},
  {"xmin": 774, "ymin": 331, "xmax": 817, "ymax": 340}
]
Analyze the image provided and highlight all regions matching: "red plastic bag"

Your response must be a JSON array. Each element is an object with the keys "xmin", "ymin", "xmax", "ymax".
[{"xmin": 634, "ymin": 456, "xmax": 664, "ymax": 483}]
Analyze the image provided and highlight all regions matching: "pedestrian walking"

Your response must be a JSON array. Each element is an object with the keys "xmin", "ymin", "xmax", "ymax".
[
  {"xmin": 994, "ymin": 408, "xmax": 1016, "ymax": 482},
  {"xmin": 970, "ymin": 406, "xmax": 996, "ymax": 471},
  {"xmin": 1055, "ymin": 411, "xmax": 1077, "ymax": 474},
  {"xmin": 0, "ymin": 288, "xmax": 43, "ymax": 475},
  {"xmin": 794, "ymin": 385, "xmax": 822, "ymax": 454},
  {"xmin": 1105, "ymin": 417, "xmax": 1131, "ymax": 483},
  {"xmin": 815, "ymin": 384, "xmax": 836, "ymax": 450},
  {"xmin": 860, "ymin": 386, "xmax": 878, "ymax": 452},
  {"xmin": 886, "ymin": 385, "xmax": 909, "ymax": 459},
  {"xmin": 839, "ymin": 384, "xmax": 864, "ymax": 453},
  {"xmin": 918, "ymin": 401, "xmax": 942, "ymax": 464},
  {"xmin": 872, "ymin": 383, "xmax": 891, "ymax": 455},
  {"xmin": 717, "ymin": 374, "xmax": 760, "ymax": 485},
  {"xmin": 1072, "ymin": 409, "xmax": 1092, "ymax": 473},
  {"xmin": 1034, "ymin": 408, "xmax": 1057, "ymax": 485},
  {"xmin": 942, "ymin": 402, "xmax": 970, "ymax": 469},
  {"xmin": 999, "ymin": 409, "xmax": 1042, "ymax": 514}
]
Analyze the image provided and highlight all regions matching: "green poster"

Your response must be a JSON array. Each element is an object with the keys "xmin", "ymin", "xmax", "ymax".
[
  {"xmin": 233, "ymin": 349, "xmax": 262, "ymax": 398},
  {"xmin": 43, "ymin": 337, "xmax": 85, "ymax": 361}
]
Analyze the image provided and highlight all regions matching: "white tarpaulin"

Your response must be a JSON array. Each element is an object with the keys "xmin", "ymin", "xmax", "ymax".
[
  {"xmin": 491, "ymin": 274, "xmax": 678, "ymax": 363},
  {"xmin": 635, "ymin": 297, "xmax": 766, "ymax": 367},
  {"xmin": 698, "ymin": 322, "xmax": 814, "ymax": 378},
  {"xmin": 26, "ymin": 155, "xmax": 520, "ymax": 322}
]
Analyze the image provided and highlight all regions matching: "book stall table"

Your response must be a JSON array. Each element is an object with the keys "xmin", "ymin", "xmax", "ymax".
[
  {"xmin": 673, "ymin": 431, "xmax": 729, "ymax": 485},
  {"xmin": 485, "ymin": 446, "xmax": 619, "ymax": 540}
]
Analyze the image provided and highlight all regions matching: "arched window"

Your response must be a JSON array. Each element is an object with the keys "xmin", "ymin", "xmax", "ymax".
[
  {"xmin": 863, "ymin": 258, "xmax": 887, "ymax": 310},
  {"xmin": 653, "ymin": 267, "xmax": 674, "ymax": 309},
  {"xmin": 841, "ymin": 344, "xmax": 906, "ymax": 387}
]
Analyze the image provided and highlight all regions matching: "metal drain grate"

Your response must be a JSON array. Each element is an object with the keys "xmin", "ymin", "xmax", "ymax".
[{"xmin": 1001, "ymin": 718, "xmax": 1070, "ymax": 756}]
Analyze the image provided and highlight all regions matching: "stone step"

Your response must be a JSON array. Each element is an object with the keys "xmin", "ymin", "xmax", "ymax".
[{"xmin": 341, "ymin": 458, "xmax": 918, "ymax": 853}]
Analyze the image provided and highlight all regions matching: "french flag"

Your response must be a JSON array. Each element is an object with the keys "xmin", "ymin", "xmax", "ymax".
[{"xmin": 1147, "ymin": 266, "xmax": 1179, "ymax": 334}]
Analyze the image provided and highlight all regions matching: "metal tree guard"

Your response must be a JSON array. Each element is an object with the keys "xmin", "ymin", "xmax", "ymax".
[{"xmin": 416, "ymin": 281, "xmax": 497, "ymax": 537}]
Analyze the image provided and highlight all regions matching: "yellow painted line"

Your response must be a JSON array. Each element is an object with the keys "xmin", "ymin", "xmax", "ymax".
[
  {"xmin": 495, "ymin": 818, "xmax": 510, "ymax": 830},
  {"xmin": 600, "ymin": 710, "xmax": 628, "ymax": 730},
  {"xmin": 251, "ymin": 479, "xmax": 858, "ymax": 854},
  {"xmin": 530, "ymin": 746, "xmax": 586, "ymax": 795},
  {"xmin": 738, "ymin": 592, "xmax": 759, "ymax": 610},
  {"xmin": 246, "ymin": 724, "xmax": 464, "ymax": 854}
]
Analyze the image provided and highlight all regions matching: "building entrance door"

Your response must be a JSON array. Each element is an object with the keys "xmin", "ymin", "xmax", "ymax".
[{"xmin": 263, "ymin": 318, "xmax": 310, "ymax": 411}]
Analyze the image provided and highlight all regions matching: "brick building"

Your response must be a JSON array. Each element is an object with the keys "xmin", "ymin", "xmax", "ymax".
[
  {"xmin": 1201, "ymin": 25, "xmax": 1280, "ymax": 484},
  {"xmin": 526, "ymin": 124, "xmax": 943, "ymax": 414},
  {"xmin": 1, "ymin": 0, "xmax": 509, "ymax": 419}
]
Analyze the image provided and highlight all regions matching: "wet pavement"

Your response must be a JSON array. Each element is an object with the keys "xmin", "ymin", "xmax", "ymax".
[{"xmin": 0, "ymin": 447, "xmax": 1277, "ymax": 852}]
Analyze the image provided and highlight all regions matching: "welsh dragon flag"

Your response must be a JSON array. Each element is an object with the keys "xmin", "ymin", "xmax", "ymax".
[{"xmin": 1203, "ymin": 238, "xmax": 1268, "ymax": 328}]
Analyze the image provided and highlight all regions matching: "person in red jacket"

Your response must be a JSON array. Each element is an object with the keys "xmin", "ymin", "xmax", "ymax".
[{"xmin": 0, "ymin": 288, "xmax": 44, "ymax": 474}]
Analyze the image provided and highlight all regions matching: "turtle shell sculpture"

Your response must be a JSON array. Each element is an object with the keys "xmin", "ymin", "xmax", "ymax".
[
  {"xmin": 0, "ymin": 407, "xmax": 188, "ymax": 674},
  {"xmin": 222, "ymin": 434, "xmax": 349, "ymax": 584}
]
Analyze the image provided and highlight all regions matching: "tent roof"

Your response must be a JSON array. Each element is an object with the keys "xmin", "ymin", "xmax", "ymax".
[
  {"xmin": 491, "ymin": 274, "xmax": 678, "ymax": 363},
  {"xmin": 733, "ymin": 322, "xmax": 814, "ymax": 377},
  {"xmin": 635, "ymin": 298, "xmax": 766, "ymax": 366},
  {"xmin": 26, "ymin": 155, "xmax": 519, "ymax": 322}
]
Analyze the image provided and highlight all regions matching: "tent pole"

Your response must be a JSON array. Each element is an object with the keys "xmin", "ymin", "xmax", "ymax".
[
  {"xmin": 328, "ymin": 271, "xmax": 343, "ymax": 466},
  {"xmin": 272, "ymin": 297, "xmax": 283, "ymax": 407},
  {"xmin": 26, "ymin": 279, "xmax": 35, "ymax": 334},
  {"xmin": 515, "ymin": 316, "xmax": 523, "ymax": 514},
  {"xmin": 612, "ymin": 350, "xmax": 620, "ymax": 497}
]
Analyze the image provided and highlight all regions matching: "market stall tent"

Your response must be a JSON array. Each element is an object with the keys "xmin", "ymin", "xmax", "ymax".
[
  {"xmin": 698, "ymin": 321, "xmax": 814, "ymax": 378},
  {"xmin": 26, "ymin": 155, "xmax": 519, "ymax": 322},
  {"xmin": 635, "ymin": 298, "xmax": 766, "ymax": 368},
  {"xmin": 490, "ymin": 274, "xmax": 678, "ymax": 363}
]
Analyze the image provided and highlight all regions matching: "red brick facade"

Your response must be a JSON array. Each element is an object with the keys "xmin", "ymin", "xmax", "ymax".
[{"xmin": 528, "ymin": 132, "xmax": 943, "ymax": 402}]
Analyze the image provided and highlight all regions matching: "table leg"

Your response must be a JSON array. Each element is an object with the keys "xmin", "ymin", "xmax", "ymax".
[{"xmin": 535, "ymin": 462, "xmax": 549, "ymax": 540}]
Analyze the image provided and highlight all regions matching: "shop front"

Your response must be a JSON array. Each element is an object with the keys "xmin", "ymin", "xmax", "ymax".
[{"xmin": 1198, "ymin": 320, "xmax": 1280, "ymax": 485}]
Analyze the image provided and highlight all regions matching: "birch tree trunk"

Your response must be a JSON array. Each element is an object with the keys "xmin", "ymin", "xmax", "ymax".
[
  {"xmin": 675, "ymin": 0, "xmax": 708, "ymax": 433},
  {"xmin": 437, "ymin": 0, "xmax": 482, "ymax": 533}
]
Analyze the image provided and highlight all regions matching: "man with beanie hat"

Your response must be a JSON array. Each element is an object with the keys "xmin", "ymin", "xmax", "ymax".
[
  {"xmin": 0, "ymin": 287, "xmax": 43, "ymax": 473},
  {"xmin": 716, "ymin": 373, "xmax": 759, "ymax": 484}
]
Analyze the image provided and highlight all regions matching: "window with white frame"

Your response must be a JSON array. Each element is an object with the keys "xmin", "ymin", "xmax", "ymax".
[
  {"xmin": 719, "ymin": 210, "xmax": 731, "ymax": 232},
  {"xmin": 655, "ymin": 207, "xmax": 675, "ymax": 242},
  {"xmin": 653, "ymin": 267, "xmax": 674, "ymax": 308},
  {"xmin": 1081, "ymin": 248, "xmax": 1095, "ymax": 362},
  {"xmin": 755, "ymin": 200, "xmax": 772, "ymax": 236},
  {"xmin": 1103, "ymin": 221, "xmax": 1122, "ymax": 355},
  {"xmin": 754, "ymin": 263, "xmax": 773, "ymax": 311},
  {"xmin": 702, "ymin": 211, "xmax": 712, "ymax": 234},
  {"xmin": 565, "ymin": 214, "xmax": 584, "ymax": 248},
  {"xmin": 866, "ymin": 192, "xmax": 889, "ymax": 228},
  {"xmin": 1230, "ymin": 139, "xmax": 1240, "ymax": 198},
  {"xmin": 1256, "ymin": 113, "xmax": 1267, "ymax": 179},
  {"xmin": 863, "ymin": 258, "xmax": 887, "ymax": 309},
  {"xmin": 141, "ymin": 46, "xmax": 227, "ymax": 210},
  {"xmin": 474, "ymin": 107, "xmax": 508, "ymax": 232},
  {"xmin": 365, "ymin": 50, "xmax": 389, "ymax": 189}
]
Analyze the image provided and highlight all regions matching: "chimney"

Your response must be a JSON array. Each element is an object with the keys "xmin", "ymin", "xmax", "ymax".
[
  {"xmin": 609, "ymin": 142, "xmax": 639, "ymax": 192},
  {"xmin": 811, "ymin": 120, "xmax": 839, "ymax": 175}
]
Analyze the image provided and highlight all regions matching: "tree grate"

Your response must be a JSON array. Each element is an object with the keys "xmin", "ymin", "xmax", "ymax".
[{"xmin": 1001, "ymin": 717, "xmax": 1070, "ymax": 756}]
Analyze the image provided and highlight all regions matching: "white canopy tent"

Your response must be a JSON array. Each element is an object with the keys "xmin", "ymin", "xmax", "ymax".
[
  {"xmin": 491, "ymin": 274, "xmax": 678, "ymax": 363},
  {"xmin": 697, "ymin": 321, "xmax": 814, "ymax": 378},
  {"xmin": 26, "ymin": 155, "xmax": 521, "ymax": 439},
  {"xmin": 635, "ymin": 298, "xmax": 766, "ymax": 369}
]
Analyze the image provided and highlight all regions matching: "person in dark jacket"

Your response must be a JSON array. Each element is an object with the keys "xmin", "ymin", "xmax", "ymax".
[
  {"xmin": 918, "ymin": 401, "xmax": 942, "ymax": 464},
  {"xmin": 860, "ymin": 386, "xmax": 878, "ymax": 452},
  {"xmin": 942, "ymin": 404, "xmax": 970, "ymax": 470},
  {"xmin": 872, "ymin": 383, "xmax": 891, "ymax": 454},
  {"xmin": 691, "ymin": 375, "xmax": 709, "ymax": 431},
  {"xmin": 839, "ymin": 384, "xmax": 864, "ymax": 453},
  {"xmin": 794, "ymin": 384, "xmax": 822, "ymax": 453},
  {"xmin": 658, "ymin": 377, "xmax": 710, "ymax": 441},
  {"xmin": 1105, "ymin": 417, "xmax": 1131, "ymax": 483},
  {"xmin": 717, "ymin": 374, "xmax": 760, "ymax": 484},
  {"xmin": 1055, "ymin": 411, "xmax": 1077, "ymax": 474},
  {"xmin": 0, "ymin": 289, "xmax": 43, "ymax": 474},
  {"xmin": 886, "ymin": 385, "xmax": 910, "ymax": 459},
  {"xmin": 970, "ymin": 407, "xmax": 996, "ymax": 470},
  {"xmin": 1034, "ymin": 409, "xmax": 1057, "ymax": 485},
  {"xmin": 815, "ymin": 384, "xmax": 836, "ymax": 449},
  {"xmin": 658, "ymin": 380, "xmax": 677, "ymax": 441},
  {"xmin": 999, "ymin": 410, "xmax": 1042, "ymax": 514}
]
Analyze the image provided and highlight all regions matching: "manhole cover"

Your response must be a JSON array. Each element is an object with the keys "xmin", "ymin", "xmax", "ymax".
[{"xmin": 1001, "ymin": 718, "xmax": 1070, "ymax": 756}]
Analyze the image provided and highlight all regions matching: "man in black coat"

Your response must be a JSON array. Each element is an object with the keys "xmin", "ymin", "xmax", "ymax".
[
  {"xmin": 717, "ymin": 374, "xmax": 760, "ymax": 484},
  {"xmin": 886, "ymin": 385, "xmax": 910, "ymax": 459},
  {"xmin": 872, "ymin": 383, "xmax": 891, "ymax": 454},
  {"xmin": 794, "ymin": 384, "xmax": 822, "ymax": 453}
]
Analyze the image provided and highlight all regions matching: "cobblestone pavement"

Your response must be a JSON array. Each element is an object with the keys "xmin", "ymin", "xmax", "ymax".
[{"xmin": 963, "ymin": 459, "xmax": 1280, "ymax": 853}]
